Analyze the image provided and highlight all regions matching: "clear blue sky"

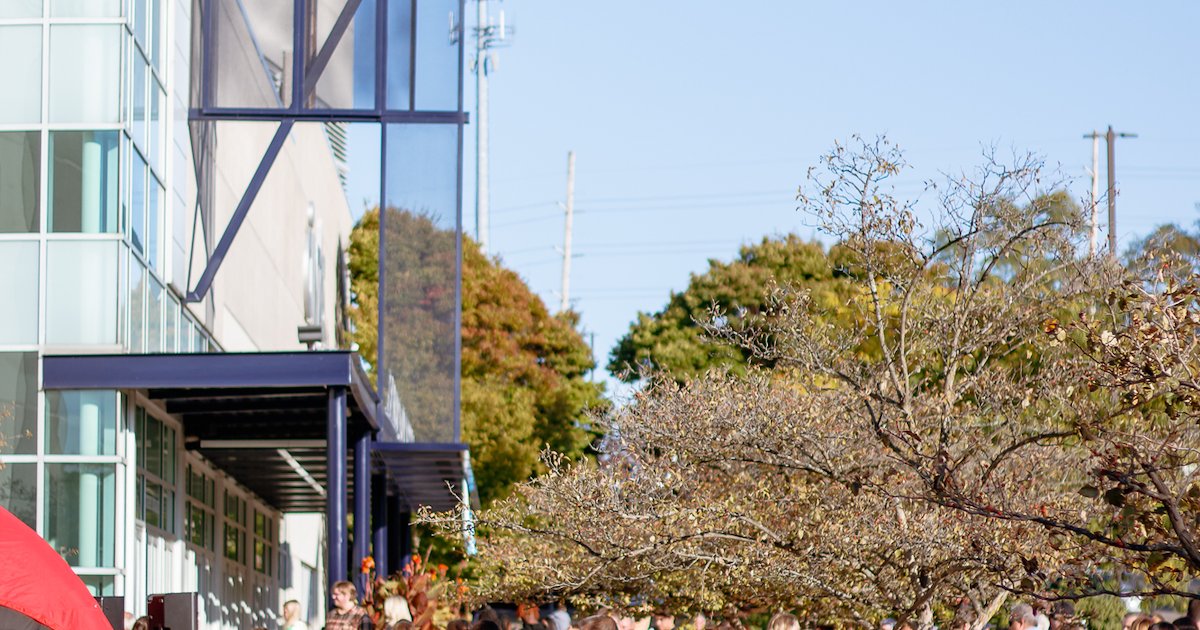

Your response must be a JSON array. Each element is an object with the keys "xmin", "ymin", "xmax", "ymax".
[{"xmin": 363, "ymin": 2, "xmax": 1200, "ymax": 397}]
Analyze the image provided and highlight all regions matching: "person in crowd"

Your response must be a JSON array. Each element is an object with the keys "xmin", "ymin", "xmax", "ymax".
[
  {"xmin": 326, "ymin": 580, "xmax": 373, "ymax": 630},
  {"xmin": 1150, "ymin": 622, "xmax": 1176, "ymax": 630},
  {"xmin": 652, "ymin": 613, "xmax": 676, "ymax": 630},
  {"xmin": 1176, "ymin": 618, "xmax": 1199, "ymax": 630},
  {"xmin": 519, "ymin": 603, "xmax": 548, "ymax": 630},
  {"xmin": 1010, "ymin": 604, "xmax": 1037, "ymax": 630},
  {"xmin": 545, "ymin": 606, "xmax": 571, "ymax": 630},
  {"xmin": 767, "ymin": 613, "xmax": 800, "ymax": 630},
  {"xmin": 693, "ymin": 613, "xmax": 707, "ymax": 630},
  {"xmin": 1190, "ymin": 601, "xmax": 1200, "ymax": 627},
  {"xmin": 577, "ymin": 616, "xmax": 619, "ymax": 630},
  {"xmin": 879, "ymin": 619, "xmax": 896, "ymax": 630},
  {"xmin": 382, "ymin": 595, "xmax": 413, "ymax": 630},
  {"xmin": 131, "ymin": 617, "xmax": 150, "ymax": 630},
  {"xmin": 447, "ymin": 620, "xmax": 470, "ymax": 630},
  {"xmin": 283, "ymin": 600, "xmax": 309, "ymax": 630},
  {"xmin": 1049, "ymin": 601, "xmax": 1075, "ymax": 630}
]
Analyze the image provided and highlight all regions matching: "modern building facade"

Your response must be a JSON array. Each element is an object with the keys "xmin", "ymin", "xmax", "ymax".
[{"xmin": 0, "ymin": 0, "xmax": 470, "ymax": 628}]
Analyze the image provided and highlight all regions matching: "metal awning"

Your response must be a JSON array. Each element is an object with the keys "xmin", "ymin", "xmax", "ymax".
[{"xmin": 41, "ymin": 351, "xmax": 470, "ymax": 512}]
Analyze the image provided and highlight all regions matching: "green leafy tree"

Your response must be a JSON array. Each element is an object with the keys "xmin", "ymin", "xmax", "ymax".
[
  {"xmin": 348, "ymin": 208, "xmax": 606, "ymax": 505},
  {"xmin": 607, "ymin": 235, "xmax": 858, "ymax": 382}
]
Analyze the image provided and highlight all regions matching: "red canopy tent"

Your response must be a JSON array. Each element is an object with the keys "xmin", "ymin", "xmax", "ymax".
[{"xmin": 0, "ymin": 506, "xmax": 113, "ymax": 629}]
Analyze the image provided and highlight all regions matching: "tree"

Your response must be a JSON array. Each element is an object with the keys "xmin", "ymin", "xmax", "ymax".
[
  {"xmin": 348, "ymin": 208, "xmax": 606, "ymax": 505},
  {"xmin": 607, "ymin": 236, "xmax": 859, "ymax": 383},
  {"xmin": 427, "ymin": 138, "xmax": 1111, "ymax": 624}
]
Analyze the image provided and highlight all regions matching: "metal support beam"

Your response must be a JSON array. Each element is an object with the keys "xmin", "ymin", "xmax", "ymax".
[
  {"xmin": 185, "ymin": 120, "xmax": 295, "ymax": 302},
  {"xmin": 399, "ymin": 511, "xmax": 413, "ymax": 573},
  {"xmin": 353, "ymin": 429, "xmax": 372, "ymax": 594},
  {"xmin": 326, "ymin": 387, "xmax": 348, "ymax": 598},
  {"xmin": 372, "ymin": 473, "xmax": 388, "ymax": 578},
  {"xmin": 386, "ymin": 495, "xmax": 404, "ymax": 574}
]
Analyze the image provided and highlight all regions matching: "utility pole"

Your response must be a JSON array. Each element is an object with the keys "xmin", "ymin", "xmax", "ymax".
[
  {"xmin": 1083, "ymin": 131, "xmax": 1101, "ymax": 257},
  {"xmin": 473, "ymin": 1, "xmax": 510, "ymax": 254},
  {"xmin": 1104, "ymin": 125, "xmax": 1137, "ymax": 257},
  {"xmin": 560, "ymin": 151, "xmax": 576, "ymax": 312}
]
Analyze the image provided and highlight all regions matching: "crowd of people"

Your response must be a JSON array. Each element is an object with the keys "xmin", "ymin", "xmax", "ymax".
[{"xmin": 283, "ymin": 581, "xmax": 1200, "ymax": 630}]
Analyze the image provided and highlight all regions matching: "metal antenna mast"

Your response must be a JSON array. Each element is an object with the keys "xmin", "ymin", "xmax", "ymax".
[{"xmin": 473, "ymin": 0, "xmax": 511, "ymax": 253}]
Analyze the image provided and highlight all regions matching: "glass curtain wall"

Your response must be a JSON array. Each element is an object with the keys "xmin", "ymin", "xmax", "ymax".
[{"xmin": 0, "ymin": 0, "xmax": 212, "ymax": 595}]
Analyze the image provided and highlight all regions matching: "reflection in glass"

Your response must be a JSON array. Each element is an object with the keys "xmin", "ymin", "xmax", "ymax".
[
  {"xmin": 148, "ymin": 278, "xmax": 163, "ymax": 352},
  {"xmin": 46, "ymin": 390, "xmax": 118, "ymax": 455},
  {"xmin": 0, "ymin": 353, "xmax": 37, "ymax": 455},
  {"xmin": 0, "ymin": 463, "xmax": 36, "ymax": 530},
  {"xmin": 414, "ymin": 0, "xmax": 461, "ymax": 111},
  {"xmin": 46, "ymin": 463, "xmax": 117, "ymax": 568},
  {"xmin": 381, "ymin": 124, "xmax": 460, "ymax": 442},
  {"xmin": 0, "ymin": 27, "xmax": 41, "ymax": 123},
  {"xmin": 385, "ymin": 0, "xmax": 413, "ymax": 110},
  {"xmin": 0, "ymin": 243, "xmax": 38, "ymax": 345},
  {"xmin": 51, "ymin": 0, "xmax": 120, "ymax": 17},
  {"xmin": 164, "ymin": 294, "xmax": 179, "ymax": 353},
  {"xmin": 49, "ymin": 131, "xmax": 120, "ymax": 233},
  {"xmin": 131, "ymin": 151, "xmax": 146, "ymax": 252},
  {"xmin": 129, "ymin": 257, "xmax": 146, "ymax": 352},
  {"xmin": 0, "ymin": 1, "xmax": 41, "ymax": 18},
  {"xmin": 46, "ymin": 240, "xmax": 119, "ymax": 345},
  {"xmin": 0, "ymin": 132, "xmax": 40, "ymax": 233},
  {"xmin": 50, "ymin": 25, "xmax": 122, "ymax": 123},
  {"xmin": 148, "ymin": 177, "xmax": 161, "ymax": 271},
  {"xmin": 132, "ymin": 52, "xmax": 148, "ymax": 153},
  {"xmin": 211, "ymin": 0, "xmax": 292, "ymax": 109}
]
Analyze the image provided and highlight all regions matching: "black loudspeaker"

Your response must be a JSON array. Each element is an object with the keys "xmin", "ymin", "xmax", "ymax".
[
  {"xmin": 147, "ymin": 593, "xmax": 199, "ymax": 630},
  {"xmin": 93, "ymin": 596, "xmax": 124, "ymax": 630}
]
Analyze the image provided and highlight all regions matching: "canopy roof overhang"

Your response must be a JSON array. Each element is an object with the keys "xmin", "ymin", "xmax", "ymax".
[{"xmin": 42, "ymin": 351, "xmax": 470, "ymax": 513}]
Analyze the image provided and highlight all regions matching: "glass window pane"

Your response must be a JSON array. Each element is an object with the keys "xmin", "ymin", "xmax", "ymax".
[
  {"xmin": 129, "ymin": 257, "xmax": 146, "ymax": 352},
  {"xmin": 380, "ymin": 124, "xmax": 460, "ymax": 442},
  {"xmin": 145, "ymin": 415, "xmax": 162, "ymax": 477},
  {"xmin": 46, "ymin": 390, "xmax": 118, "ymax": 455},
  {"xmin": 131, "ymin": 151, "xmax": 146, "ymax": 252},
  {"xmin": 149, "ymin": 80, "xmax": 164, "ymax": 171},
  {"xmin": 78, "ymin": 575, "xmax": 116, "ymax": 597},
  {"xmin": 414, "ymin": 0, "xmax": 460, "ymax": 111},
  {"xmin": 163, "ymin": 489, "xmax": 175, "ymax": 532},
  {"xmin": 46, "ymin": 240, "xmax": 119, "ymax": 345},
  {"xmin": 0, "ymin": 463, "xmax": 36, "ymax": 529},
  {"xmin": 144, "ymin": 480, "xmax": 161, "ymax": 527},
  {"xmin": 49, "ymin": 25, "xmax": 122, "ymax": 123},
  {"xmin": 163, "ymin": 425, "xmax": 175, "ymax": 484},
  {"xmin": 0, "ymin": 27, "xmax": 41, "ymax": 123},
  {"xmin": 385, "ymin": 0, "xmax": 413, "ymax": 110},
  {"xmin": 147, "ymin": 278, "xmax": 162, "ymax": 352},
  {"xmin": 148, "ymin": 178, "xmax": 161, "ymax": 271},
  {"xmin": 0, "ymin": 242, "xmax": 38, "ymax": 344},
  {"xmin": 131, "ymin": 52, "xmax": 147, "ymax": 153},
  {"xmin": 49, "ymin": 131, "xmax": 120, "ymax": 233},
  {"xmin": 0, "ymin": 354, "xmax": 37, "ymax": 456},
  {"xmin": 164, "ymin": 294, "xmax": 178, "ymax": 353},
  {"xmin": 45, "ymin": 463, "xmax": 117, "ymax": 568},
  {"xmin": 0, "ymin": 132, "xmax": 41, "ymax": 233},
  {"xmin": 51, "ymin": 0, "xmax": 120, "ymax": 17},
  {"xmin": 0, "ymin": 1, "xmax": 41, "ymax": 18}
]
